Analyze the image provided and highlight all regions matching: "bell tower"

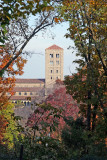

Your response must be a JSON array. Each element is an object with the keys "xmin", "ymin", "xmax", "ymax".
[{"xmin": 45, "ymin": 44, "xmax": 63, "ymax": 87}]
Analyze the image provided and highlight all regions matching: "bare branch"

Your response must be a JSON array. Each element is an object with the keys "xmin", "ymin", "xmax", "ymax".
[
  {"xmin": 0, "ymin": 15, "xmax": 55, "ymax": 74},
  {"xmin": 17, "ymin": 19, "xmax": 28, "ymax": 40}
]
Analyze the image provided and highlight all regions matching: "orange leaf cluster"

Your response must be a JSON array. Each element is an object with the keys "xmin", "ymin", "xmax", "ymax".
[
  {"xmin": 0, "ymin": 114, "xmax": 8, "ymax": 143},
  {"xmin": 54, "ymin": 17, "xmax": 63, "ymax": 23}
]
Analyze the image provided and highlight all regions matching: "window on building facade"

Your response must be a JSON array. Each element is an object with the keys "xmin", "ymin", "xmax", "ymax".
[
  {"xmin": 56, "ymin": 77, "xmax": 58, "ymax": 79},
  {"xmin": 56, "ymin": 61, "xmax": 59, "ymax": 65},
  {"xmin": 50, "ymin": 54, "xmax": 53, "ymax": 58},
  {"xmin": 51, "ymin": 76, "xmax": 52, "ymax": 79},
  {"xmin": 19, "ymin": 92, "xmax": 21, "ymax": 95},
  {"xmin": 50, "ymin": 61, "xmax": 53, "ymax": 65},
  {"xmin": 56, "ymin": 54, "xmax": 59, "ymax": 58},
  {"xmin": 30, "ymin": 92, "xmax": 33, "ymax": 95},
  {"xmin": 24, "ymin": 92, "xmax": 27, "ymax": 95},
  {"xmin": 51, "ymin": 70, "xmax": 52, "ymax": 73},
  {"xmin": 56, "ymin": 70, "xmax": 58, "ymax": 73}
]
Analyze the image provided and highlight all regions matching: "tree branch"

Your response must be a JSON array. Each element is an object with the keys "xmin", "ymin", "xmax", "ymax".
[{"xmin": 0, "ymin": 15, "xmax": 55, "ymax": 75}]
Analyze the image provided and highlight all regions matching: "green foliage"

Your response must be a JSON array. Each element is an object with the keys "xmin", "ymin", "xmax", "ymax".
[
  {"xmin": 79, "ymin": 155, "xmax": 107, "ymax": 160},
  {"xmin": 20, "ymin": 136, "xmax": 67, "ymax": 160},
  {"xmin": 2, "ymin": 102, "xmax": 24, "ymax": 149},
  {"xmin": 0, "ymin": 102, "xmax": 24, "ymax": 160},
  {"xmin": 0, "ymin": 69, "xmax": 4, "ymax": 77},
  {"xmin": 61, "ymin": 117, "xmax": 107, "ymax": 159},
  {"xmin": 0, "ymin": 106, "xmax": 106, "ymax": 160},
  {"xmin": 59, "ymin": 0, "xmax": 107, "ymax": 132}
]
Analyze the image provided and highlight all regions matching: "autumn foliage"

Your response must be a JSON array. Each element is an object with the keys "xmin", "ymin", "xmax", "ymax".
[
  {"xmin": 0, "ymin": 46, "xmax": 26, "ymax": 142},
  {"xmin": 0, "ymin": 114, "xmax": 8, "ymax": 143},
  {"xmin": 27, "ymin": 85, "xmax": 79, "ymax": 139}
]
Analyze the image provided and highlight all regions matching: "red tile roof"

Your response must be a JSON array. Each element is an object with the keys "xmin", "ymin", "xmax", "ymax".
[
  {"xmin": 46, "ymin": 44, "xmax": 63, "ymax": 50},
  {"xmin": 13, "ymin": 87, "xmax": 42, "ymax": 92},
  {"xmin": 15, "ymin": 79, "xmax": 45, "ymax": 84},
  {"xmin": 10, "ymin": 96, "xmax": 35, "ymax": 100}
]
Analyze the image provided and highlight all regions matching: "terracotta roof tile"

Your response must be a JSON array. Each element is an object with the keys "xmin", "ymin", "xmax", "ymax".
[
  {"xmin": 46, "ymin": 44, "xmax": 63, "ymax": 50},
  {"xmin": 13, "ymin": 87, "xmax": 42, "ymax": 92},
  {"xmin": 10, "ymin": 96, "xmax": 35, "ymax": 100},
  {"xmin": 15, "ymin": 79, "xmax": 45, "ymax": 84}
]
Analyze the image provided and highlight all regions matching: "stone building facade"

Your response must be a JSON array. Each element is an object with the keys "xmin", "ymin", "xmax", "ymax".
[
  {"xmin": 45, "ymin": 44, "xmax": 63, "ymax": 87},
  {"xmin": 11, "ymin": 45, "xmax": 63, "ymax": 105},
  {"xmin": 11, "ymin": 79, "xmax": 45, "ymax": 105}
]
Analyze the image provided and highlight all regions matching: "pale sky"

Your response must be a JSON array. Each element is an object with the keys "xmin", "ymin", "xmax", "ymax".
[{"xmin": 16, "ymin": 22, "xmax": 78, "ymax": 79}]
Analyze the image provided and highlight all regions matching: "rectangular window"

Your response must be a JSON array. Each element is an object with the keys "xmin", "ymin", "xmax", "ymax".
[
  {"xmin": 56, "ymin": 61, "xmax": 59, "ymax": 65},
  {"xmin": 51, "ymin": 70, "xmax": 52, "ymax": 73},
  {"xmin": 19, "ymin": 92, "xmax": 21, "ymax": 95},
  {"xmin": 56, "ymin": 70, "xmax": 58, "ymax": 73},
  {"xmin": 56, "ymin": 54, "xmax": 59, "ymax": 58},
  {"xmin": 50, "ymin": 61, "xmax": 53, "ymax": 65},
  {"xmin": 51, "ymin": 76, "xmax": 52, "ymax": 79},
  {"xmin": 50, "ymin": 54, "xmax": 53, "ymax": 58},
  {"xmin": 24, "ymin": 92, "xmax": 27, "ymax": 95}
]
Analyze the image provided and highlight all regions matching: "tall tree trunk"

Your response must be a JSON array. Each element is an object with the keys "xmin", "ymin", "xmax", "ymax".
[
  {"xmin": 19, "ymin": 145, "xmax": 23, "ymax": 160},
  {"xmin": 87, "ymin": 90, "xmax": 91, "ymax": 130},
  {"xmin": 92, "ymin": 104, "xmax": 98, "ymax": 131}
]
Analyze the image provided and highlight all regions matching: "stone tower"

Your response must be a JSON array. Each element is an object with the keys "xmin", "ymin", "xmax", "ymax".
[{"xmin": 45, "ymin": 44, "xmax": 63, "ymax": 87}]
